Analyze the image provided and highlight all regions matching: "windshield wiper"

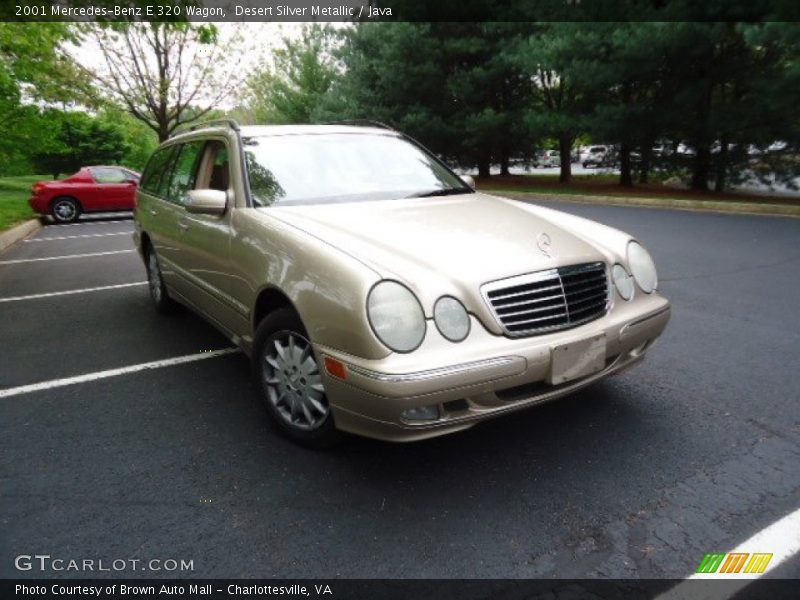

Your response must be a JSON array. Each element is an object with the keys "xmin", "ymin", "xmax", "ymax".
[{"xmin": 405, "ymin": 188, "xmax": 469, "ymax": 198}]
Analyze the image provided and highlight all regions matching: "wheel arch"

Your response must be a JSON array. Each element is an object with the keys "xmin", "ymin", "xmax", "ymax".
[
  {"xmin": 252, "ymin": 286, "xmax": 305, "ymax": 333},
  {"xmin": 49, "ymin": 195, "xmax": 83, "ymax": 211},
  {"xmin": 140, "ymin": 231, "xmax": 152, "ymax": 252}
]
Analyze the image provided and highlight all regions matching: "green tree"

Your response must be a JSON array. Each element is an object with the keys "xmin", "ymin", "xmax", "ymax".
[
  {"xmin": 0, "ymin": 24, "xmax": 92, "ymax": 175},
  {"xmin": 575, "ymin": 23, "xmax": 682, "ymax": 187},
  {"xmin": 246, "ymin": 24, "xmax": 339, "ymax": 125},
  {"xmin": 509, "ymin": 23, "xmax": 596, "ymax": 183},
  {"xmin": 663, "ymin": 22, "xmax": 800, "ymax": 191},
  {"xmin": 0, "ymin": 23, "xmax": 89, "ymax": 106},
  {"xmin": 98, "ymin": 106, "xmax": 159, "ymax": 171},
  {"xmin": 32, "ymin": 111, "xmax": 129, "ymax": 179},
  {"xmin": 324, "ymin": 23, "xmax": 535, "ymax": 178}
]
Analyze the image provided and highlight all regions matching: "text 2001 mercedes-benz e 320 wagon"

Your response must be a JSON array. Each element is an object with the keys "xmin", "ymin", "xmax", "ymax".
[{"xmin": 134, "ymin": 121, "xmax": 670, "ymax": 447}]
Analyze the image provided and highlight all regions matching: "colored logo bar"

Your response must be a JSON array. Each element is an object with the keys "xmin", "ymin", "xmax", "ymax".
[{"xmin": 696, "ymin": 552, "xmax": 773, "ymax": 574}]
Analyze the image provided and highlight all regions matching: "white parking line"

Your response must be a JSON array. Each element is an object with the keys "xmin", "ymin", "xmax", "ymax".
[
  {"xmin": 0, "ymin": 348, "xmax": 241, "ymax": 399},
  {"xmin": 656, "ymin": 506, "xmax": 800, "ymax": 599},
  {"xmin": 47, "ymin": 219, "xmax": 131, "ymax": 227},
  {"xmin": 0, "ymin": 282, "xmax": 147, "ymax": 303},
  {"xmin": 0, "ymin": 250, "xmax": 134, "ymax": 265},
  {"xmin": 26, "ymin": 232, "xmax": 131, "ymax": 242}
]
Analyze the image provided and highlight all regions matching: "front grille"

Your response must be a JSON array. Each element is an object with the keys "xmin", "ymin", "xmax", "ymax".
[{"xmin": 482, "ymin": 262, "xmax": 609, "ymax": 337}]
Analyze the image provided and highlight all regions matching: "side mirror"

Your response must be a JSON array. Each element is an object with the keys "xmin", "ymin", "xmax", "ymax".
[
  {"xmin": 461, "ymin": 175, "xmax": 476, "ymax": 189},
  {"xmin": 186, "ymin": 189, "xmax": 227, "ymax": 215}
]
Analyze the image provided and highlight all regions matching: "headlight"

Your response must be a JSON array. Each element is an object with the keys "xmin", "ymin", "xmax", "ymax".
[
  {"xmin": 612, "ymin": 264, "xmax": 634, "ymax": 301},
  {"xmin": 434, "ymin": 296, "xmax": 470, "ymax": 342},
  {"xmin": 627, "ymin": 241, "xmax": 658, "ymax": 293},
  {"xmin": 367, "ymin": 281, "xmax": 426, "ymax": 352}
]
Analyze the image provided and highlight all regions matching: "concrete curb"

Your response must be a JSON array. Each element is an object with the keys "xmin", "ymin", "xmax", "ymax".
[
  {"xmin": 0, "ymin": 219, "xmax": 42, "ymax": 253},
  {"xmin": 484, "ymin": 189, "xmax": 800, "ymax": 219}
]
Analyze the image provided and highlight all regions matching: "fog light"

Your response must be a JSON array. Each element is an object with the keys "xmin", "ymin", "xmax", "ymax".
[{"xmin": 401, "ymin": 405, "xmax": 440, "ymax": 422}]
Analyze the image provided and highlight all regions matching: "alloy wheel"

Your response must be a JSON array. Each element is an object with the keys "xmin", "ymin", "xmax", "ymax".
[
  {"xmin": 261, "ymin": 333, "xmax": 328, "ymax": 431},
  {"xmin": 53, "ymin": 200, "xmax": 77, "ymax": 223}
]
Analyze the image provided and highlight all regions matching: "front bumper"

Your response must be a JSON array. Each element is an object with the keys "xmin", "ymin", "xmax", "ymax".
[{"xmin": 318, "ymin": 293, "xmax": 671, "ymax": 442}]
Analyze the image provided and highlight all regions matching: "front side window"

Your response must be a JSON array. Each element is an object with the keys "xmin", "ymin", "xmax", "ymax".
[
  {"xmin": 243, "ymin": 133, "xmax": 470, "ymax": 207},
  {"xmin": 194, "ymin": 141, "xmax": 230, "ymax": 193}
]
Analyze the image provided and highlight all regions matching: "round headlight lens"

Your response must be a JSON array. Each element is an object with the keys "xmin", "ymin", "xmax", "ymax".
[
  {"xmin": 627, "ymin": 241, "xmax": 658, "ymax": 293},
  {"xmin": 612, "ymin": 264, "xmax": 634, "ymax": 301},
  {"xmin": 434, "ymin": 296, "xmax": 470, "ymax": 342},
  {"xmin": 367, "ymin": 281, "xmax": 426, "ymax": 352}
]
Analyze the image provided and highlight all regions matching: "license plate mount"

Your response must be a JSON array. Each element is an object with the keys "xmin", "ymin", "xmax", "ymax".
[{"xmin": 548, "ymin": 333, "xmax": 606, "ymax": 385}]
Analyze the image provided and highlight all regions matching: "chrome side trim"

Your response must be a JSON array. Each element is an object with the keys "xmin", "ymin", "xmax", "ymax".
[{"xmin": 347, "ymin": 357, "xmax": 517, "ymax": 383}]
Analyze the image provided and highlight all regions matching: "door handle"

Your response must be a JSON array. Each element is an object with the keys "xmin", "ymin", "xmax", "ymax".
[
  {"xmin": 149, "ymin": 208, "xmax": 157, "ymax": 216},
  {"xmin": 178, "ymin": 219, "xmax": 189, "ymax": 232}
]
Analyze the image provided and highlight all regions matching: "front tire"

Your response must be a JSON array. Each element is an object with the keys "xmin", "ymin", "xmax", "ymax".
[
  {"xmin": 252, "ymin": 308, "xmax": 340, "ymax": 448},
  {"xmin": 145, "ymin": 247, "xmax": 178, "ymax": 314},
  {"xmin": 51, "ymin": 197, "xmax": 81, "ymax": 224}
]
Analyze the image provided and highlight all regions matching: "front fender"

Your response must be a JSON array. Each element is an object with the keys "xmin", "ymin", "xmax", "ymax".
[{"xmin": 231, "ymin": 208, "xmax": 389, "ymax": 360}]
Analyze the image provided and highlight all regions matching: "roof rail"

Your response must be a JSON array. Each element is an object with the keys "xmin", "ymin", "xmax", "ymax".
[
  {"xmin": 322, "ymin": 119, "xmax": 397, "ymax": 132},
  {"xmin": 172, "ymin": 118, "xmax": 241, "ymax": 136}
]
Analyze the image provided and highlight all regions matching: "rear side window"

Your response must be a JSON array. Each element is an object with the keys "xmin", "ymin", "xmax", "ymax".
[
  {"xmin": 166, "ymin": 142, "xmax": 205, "ymax": 204},
  {"xmin": 140, "ymin": 147, "xmax": 178, "ymax": 197},
  {"xmin": 91, "ymin": 167, "xmax": 128, "ymax": 183}
]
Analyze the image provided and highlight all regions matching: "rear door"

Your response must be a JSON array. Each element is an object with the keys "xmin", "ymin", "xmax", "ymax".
[
  {"xmin": 137, "ymin": 145, "xmax": 183, "ymax": 289},
  {"xmin": 154, "ymin": 141, "xmax": 207, "ymax": 298}
]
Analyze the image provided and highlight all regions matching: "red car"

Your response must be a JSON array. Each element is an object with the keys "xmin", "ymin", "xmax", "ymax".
[{"xmin": 29, "ymin": 166, "xmax": 140, "ymax": 224}]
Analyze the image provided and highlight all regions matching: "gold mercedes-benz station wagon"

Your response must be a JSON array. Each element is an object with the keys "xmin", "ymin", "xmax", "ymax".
[{"xmin": 134, "ymin": 120, "xmax": 670, "ymax": 446}]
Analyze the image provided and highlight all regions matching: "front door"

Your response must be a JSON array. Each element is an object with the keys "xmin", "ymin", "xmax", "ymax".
[
  {"xmin": 90, "ymin": 167, "xmax": 137, "ymax": 210},
  {"xmin": 174, "ymin": 139, "xmax": 249, "ymax": 337}
]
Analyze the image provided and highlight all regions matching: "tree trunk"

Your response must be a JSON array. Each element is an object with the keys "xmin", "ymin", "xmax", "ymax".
[
  {"xmin": 158, "ymin": 122, "xmax": 170, "ymax": 143},
  {"xmin": 619, "ymin": 142, "xmax": 633, "ymax": 187},
  {"xmin": 690, "ymin": 78, "xmax": 713, "ymax": 192},
  {"xmin": 639, "ymin": 136, "xmax": 656, "ymax": 184},
  {"xmin": 714, "ymin": 136, "xmax": 728, "ymax": 192},
  {"xmin": 477, "ymin": 154, "xmax": 491, "ymax": 179},
  {"xmin": 558, "ymin": 135, "xmax": 572, "ymax": 183},
  {"xmin": 500, "ymin": 145, "xmax": 510, "ymax": 176},
  {"xmin": 691, "ymin": 146, "xmax": 711, "ymax": 191},
  {"xmin": 638, "ymin": 145, "xmax": 652, "ymax": 184}
]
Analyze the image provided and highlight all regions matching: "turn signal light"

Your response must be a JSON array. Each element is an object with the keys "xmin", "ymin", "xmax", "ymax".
[{"xmin": 324, "ymin": 357, "xmax": 347, "ymax": 380}]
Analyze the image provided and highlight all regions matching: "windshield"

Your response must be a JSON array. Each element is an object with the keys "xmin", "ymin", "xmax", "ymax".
[{"xmin": 243, "ymin": 132, "xmax": 471, "ymax": 206}]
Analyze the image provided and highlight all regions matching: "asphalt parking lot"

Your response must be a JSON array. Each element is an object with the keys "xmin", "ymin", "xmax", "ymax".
[{"xmin": 1, "ymin": 201, "xmax": 799, "ymax": 581}]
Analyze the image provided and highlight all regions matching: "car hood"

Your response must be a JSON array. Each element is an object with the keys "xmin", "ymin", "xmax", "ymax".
[{"xmin": 264, "ymin": 193, "xmax": 607, "ymax": 325}]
